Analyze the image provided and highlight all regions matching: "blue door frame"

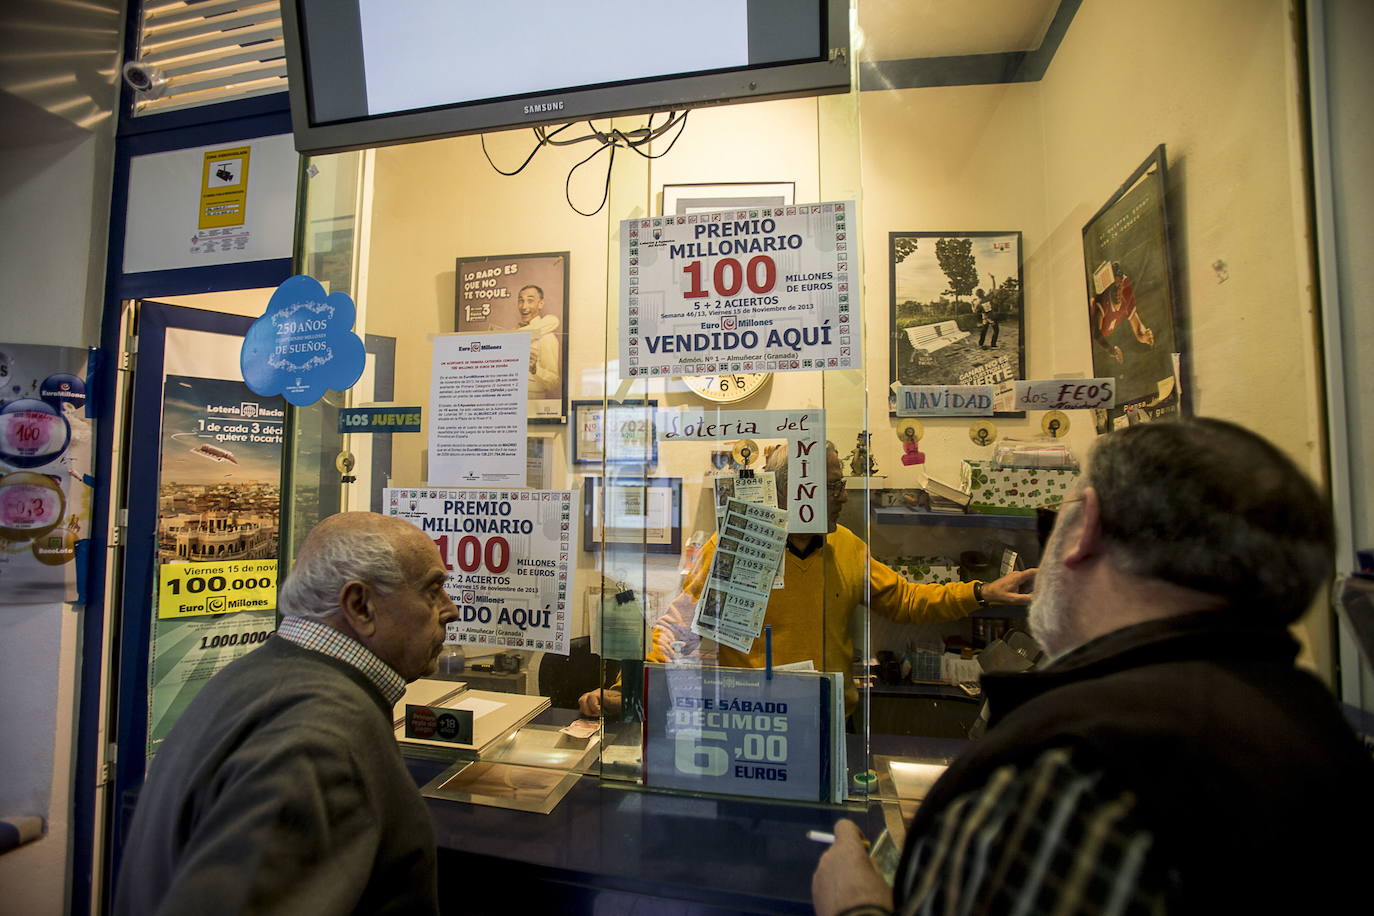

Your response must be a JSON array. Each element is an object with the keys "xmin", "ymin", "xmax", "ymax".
[
  {"xmin": 72, "ymin": 22, "xmax": 297, "ymax": 902},
  {"xmin": 104, "ymin": 303, "xmax": 262, "ymax": 888}
]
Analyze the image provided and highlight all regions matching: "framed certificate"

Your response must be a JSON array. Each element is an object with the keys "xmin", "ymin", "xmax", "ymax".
[
  {"xmin": 570, "ymin": 399, "xmax": 657, "ymax": 466},
  {"xmin": 582, "ymin": 476, "xmax": 681, "ymax": 554}
]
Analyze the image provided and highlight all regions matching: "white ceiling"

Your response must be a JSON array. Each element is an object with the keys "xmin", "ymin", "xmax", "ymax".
[{"xmin": 856, "ymin": 0, "xmax": 1063, "ymax": 61}]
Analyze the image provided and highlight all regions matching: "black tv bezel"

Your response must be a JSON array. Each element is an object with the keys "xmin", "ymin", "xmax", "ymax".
[{"xmin": 280, "ymin": 1, "xmax": 851, "ymax": 156}]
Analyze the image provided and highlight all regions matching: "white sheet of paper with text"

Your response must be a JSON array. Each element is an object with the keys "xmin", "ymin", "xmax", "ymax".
[{"xmin": 429, "ymin": 332, "xmax": 529, "ymax": 486}]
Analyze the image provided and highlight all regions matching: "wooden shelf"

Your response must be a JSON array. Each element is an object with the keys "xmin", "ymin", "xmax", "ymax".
[{"xmin": 873, "ymin": 507, "xmax": 1037, "ymax": 530}]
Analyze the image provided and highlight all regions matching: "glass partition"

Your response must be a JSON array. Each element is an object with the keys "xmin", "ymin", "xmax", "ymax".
[{"xmin": 281, "ymin": 0, "xmax": 1330, "ymax": 813}]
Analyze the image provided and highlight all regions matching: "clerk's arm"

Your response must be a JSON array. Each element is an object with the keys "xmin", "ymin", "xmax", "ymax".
[{"xmin": 869, "ymin": 554, "xmax": 1035, "ymax": 624}]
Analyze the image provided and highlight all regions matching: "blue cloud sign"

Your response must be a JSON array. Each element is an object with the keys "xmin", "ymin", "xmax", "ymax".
[{"xmin": 241, "ymin": 275, "xmax": 366, "ymax": 406}]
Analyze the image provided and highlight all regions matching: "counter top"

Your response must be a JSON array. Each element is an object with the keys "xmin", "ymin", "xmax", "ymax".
[{"xmin": 411, "ymin": 709, "xmax": 967, "ymax": 914}]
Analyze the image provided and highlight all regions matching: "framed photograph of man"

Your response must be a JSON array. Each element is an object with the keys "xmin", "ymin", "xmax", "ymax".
[
  {"xmin": 455, "ymin": 252, "xmax": 570, "ymax": 423},
  {"xmin": 1081, "ymin": 145, "xmax": 1182, "ymax": 432},
  {"xmin": 888, "ymin": 231, "xmax": 1025, "ymax": 415}
]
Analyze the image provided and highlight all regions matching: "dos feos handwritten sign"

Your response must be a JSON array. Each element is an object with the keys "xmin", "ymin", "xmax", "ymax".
[{"xmin": 1012, "ymin": 379, "xmax": 1116, "ymax": 411}]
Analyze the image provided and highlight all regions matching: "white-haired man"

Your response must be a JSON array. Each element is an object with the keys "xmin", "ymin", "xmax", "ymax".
[
  {"xmin": 115, "ymin": 513, "xmax": 457, "ymax": 915},
  {"xmin": 812, "ymin": 419, "xmax": 1374, "ymax": 915}
]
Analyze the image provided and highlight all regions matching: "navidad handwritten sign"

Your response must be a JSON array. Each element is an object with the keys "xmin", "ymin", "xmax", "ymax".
[{"xmin": 893, "ymin": 385, "xmax": 995, "ymax": 416}]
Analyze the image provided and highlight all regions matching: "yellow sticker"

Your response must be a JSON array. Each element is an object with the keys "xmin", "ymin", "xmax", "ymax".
[
  {"xmin": 158, "ymin": 559, "xmax": 277, "ymax": 619},
  {"xmin": 895, "ymin": 420, "xmax": 924, "ymax": 443},
  {"xmin": 732, "ymin": 438, "xmax": 760, "ymax": 467},
  {"xmin": 969, "ymin": 421, "xmax": 998, "ymax": 447},
  {"xmin": 1042, "ymin": 411, "xmax": 1070, "ymax": 438},
  {"xmin": 198, "ymin": 145, "xmax": 252, "ymax": 229}
]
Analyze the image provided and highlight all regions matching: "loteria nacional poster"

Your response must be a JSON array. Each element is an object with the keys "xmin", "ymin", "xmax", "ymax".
[{"xmin": 147, "ymin": 374, "xmax": 284, "ymax": 755}]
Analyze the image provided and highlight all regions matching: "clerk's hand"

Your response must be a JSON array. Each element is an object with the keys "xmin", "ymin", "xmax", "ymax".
[
  {"xmin": 577, "ymin": 688, "xmax": 622, "ymax": 717},
  {"xmin": 811, "ymin": 819, "xmax": 892, "ymax": 916},
  {"xmin": 981, "ymin": 568, "xmax": 1036, "ymax": 606}
]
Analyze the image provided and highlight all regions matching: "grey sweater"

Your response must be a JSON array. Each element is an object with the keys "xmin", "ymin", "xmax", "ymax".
[{"xmin": 114, "ymin": 636, "xmax": 438, "ymax": 915}]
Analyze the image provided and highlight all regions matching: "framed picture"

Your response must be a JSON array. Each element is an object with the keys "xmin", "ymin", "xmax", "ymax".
[
  {"xmin": 1081, "ymin": 145, "xmax": 1182, "ymax": 432},
  {"xmin": 662, "ymin": 181, "xmax": 795, "ymax": 216},
  {"xmin": 454, "ymin": 251, "xmax": 569, "ymax": 424},
  {"xmin": 582, "ymin": 477, "xmax": 682, "ymax": 555},
  {"xmin": 888, "ymin": 231, "xmax": 1025, "ymax": 416},
  {"xmin": 526, "ymin": 435, "xmax": 553, "ymax": 489},
  {"xmin": 571, "ymin": 399, "xmax": 658, "ymax": 466}
]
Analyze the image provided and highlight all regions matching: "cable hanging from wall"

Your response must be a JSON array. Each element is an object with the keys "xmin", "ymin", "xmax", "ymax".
[{"xmin": 481, "ymin": 111, "xmax": 691, "ymax": 217}]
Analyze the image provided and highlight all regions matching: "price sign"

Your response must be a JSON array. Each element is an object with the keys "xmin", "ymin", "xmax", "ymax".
[
  {"xmin": 620, "ymin": 202, "xmax": 857, "ymax": 378},
  {"xmin": 0, "ymin": 400, "xmax": 70, "ymax": 467},
  {"xmin": 643, "ymin": 664, "xmax": 843, "ymax": 803},
  {"xmin": 0, "ymin": 477, "xmax": 65, "ymax": 538},
  {"xmin": 157, "ymin": 559, "xmax": 278, "ymax": 618}
]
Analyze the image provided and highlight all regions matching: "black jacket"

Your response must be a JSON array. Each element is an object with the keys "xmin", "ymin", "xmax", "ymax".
[{"xmin": 896, "ymin": 611, "xmax": 1374, "ymax": 912}]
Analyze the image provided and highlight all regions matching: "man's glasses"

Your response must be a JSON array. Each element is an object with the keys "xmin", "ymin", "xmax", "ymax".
[
  {"xmin": 827, "ymin": 478, "xmax": 848, "ymax": 496},
  {"xmin": 1035, "ymin": 495, "xmax": 1084, "ymax": 551}
]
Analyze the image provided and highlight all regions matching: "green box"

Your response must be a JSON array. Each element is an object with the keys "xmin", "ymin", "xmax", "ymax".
[
  {"xmin": 890, "ymin": 556, "xmax": 961, "ymax": 584},
  {"xmin": 959, "ymin": 461, "xmax": 1079, "ymax": 515}
]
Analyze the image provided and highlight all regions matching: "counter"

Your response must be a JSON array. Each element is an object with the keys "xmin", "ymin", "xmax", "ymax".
[{"xmin": 410, "ymin": 709, "xmax": 967, "ymax": 914}]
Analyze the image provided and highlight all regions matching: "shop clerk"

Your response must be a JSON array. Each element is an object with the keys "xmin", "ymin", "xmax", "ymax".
[{"xmin": 580, "ymin": 444, "xmax": 1036, "ymax": 716}]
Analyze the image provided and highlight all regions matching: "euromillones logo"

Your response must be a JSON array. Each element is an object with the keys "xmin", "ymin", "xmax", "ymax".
[{"xmin": 523, "ymin": 100, "xmax": 564, "ymax": 115}]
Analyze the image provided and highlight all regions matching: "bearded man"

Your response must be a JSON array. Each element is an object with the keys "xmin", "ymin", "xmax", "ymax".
[{"xmin": 812, "ymin": 418, "xmax": 1374, "ymax": 915}]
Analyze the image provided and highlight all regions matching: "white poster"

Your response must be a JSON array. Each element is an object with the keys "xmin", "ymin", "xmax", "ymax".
[
  {"xmin": 429, "ymin": 332, "xmax": 529, "ymax": 486},
  {"xmin": 123, "ymin": 134, "xmax": 297, "ymax": 273},
  {"xmin": 621, "ymin": 201, "xmax": 857, "ymax": 378},
  {"xmin": 386, "ymin": 488, "xmax": 576, "ymax": 655}
]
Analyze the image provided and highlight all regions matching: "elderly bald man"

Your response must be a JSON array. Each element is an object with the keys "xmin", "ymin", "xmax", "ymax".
[{"xmin": 115, "ymin": 513, "xmax": 457, "ymax": 916}]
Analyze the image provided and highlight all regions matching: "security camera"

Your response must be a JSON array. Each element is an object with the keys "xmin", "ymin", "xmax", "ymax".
[{"xmin": 122, "ymin": 60, "xmax": 168, "ymax": 98}]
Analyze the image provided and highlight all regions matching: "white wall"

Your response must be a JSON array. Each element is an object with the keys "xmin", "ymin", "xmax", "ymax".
[
  {"xmin": 857, "ymin": 0, "xmax": 1331, "ymax": 673},
  {"xmin": 0, "ymin": 1, "xmax": 122, "ymax": 911}
]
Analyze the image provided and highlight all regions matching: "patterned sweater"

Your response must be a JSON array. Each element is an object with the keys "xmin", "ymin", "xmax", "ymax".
[{"xmin": 114, "ymin": 636, "xmax": 438, "ymax": 915}]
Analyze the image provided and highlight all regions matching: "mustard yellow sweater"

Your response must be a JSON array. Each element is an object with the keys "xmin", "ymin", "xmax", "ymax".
[{"xmin": 648, "ymin": 525, "xmax": 978, "ymax": 711}]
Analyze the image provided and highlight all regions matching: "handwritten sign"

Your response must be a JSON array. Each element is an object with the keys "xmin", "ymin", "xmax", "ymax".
[
  {"xmin": 1013, "ymin": 379, "xmax": 1116, "ymax": 411},
  {"xmin": 655, "ymin": 408, "xmax": 826, "ymax": 533},
  {"xmin": 893, "ymin": 385, "xmax": 995, "ymax": 416}
]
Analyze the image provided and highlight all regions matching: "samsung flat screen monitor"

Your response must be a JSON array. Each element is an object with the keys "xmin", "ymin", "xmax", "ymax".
[{"xmin": 282, "ymin": 0, "xmax": 850, "ymax": 155}]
